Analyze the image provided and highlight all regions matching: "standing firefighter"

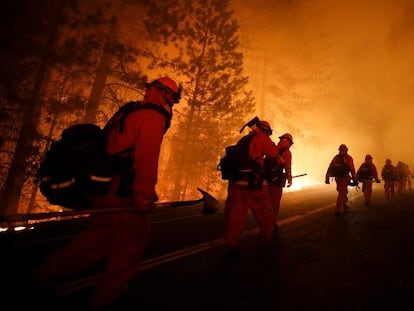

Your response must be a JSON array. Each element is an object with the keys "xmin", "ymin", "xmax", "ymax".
[
  {"xmin": 381, "ymin": 158, "xmax": 396, "ymax": 200},
  {"xmin": 395, "ymin": 161, "xmax": 410, "ymax": 195},
  {"xmin": 325, "ymin": 144, "xmax": 357, "ymax": 215},
  {"xmin": 266, "ymin": 133, "xmax": 294, "ymax": 228},
  {"xmin": 33, "ymin": 77, "xmax": 181, "ymax": 310},
  {"xmin": 357, "ymin": 154, "xmax": 380, "ymax": 207},
  {"xmin": 222, "ymin": 119, "xmax": 282, "ymax": 257}
]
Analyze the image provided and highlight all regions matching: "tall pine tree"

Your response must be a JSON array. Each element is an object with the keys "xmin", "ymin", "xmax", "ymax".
[{"xmin": 145, "ymin": 0, "xmax": 255, "ymax": 200}]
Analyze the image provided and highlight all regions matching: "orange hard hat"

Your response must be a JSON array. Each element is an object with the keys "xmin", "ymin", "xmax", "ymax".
[
  {"xmin": 147, "ymin": 77, "xmax": 182, "ymax": 103},
  {"xmin": 279, "ymin": 133, "xmax": 294, "ymax": 144},
  {"xmin": 155, "ymin": 77, "xmax": 179, "ymax": 93}
]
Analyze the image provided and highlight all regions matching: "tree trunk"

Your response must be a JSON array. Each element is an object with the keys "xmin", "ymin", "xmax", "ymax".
[
  {"xmin": 83, "ymin": 18, "xmax": 117, "ymax": 123},
  {"xmin": 172, "ymin": 105, "xmax": 196, "ymax": 201},
  {"xmin": 0, "ymin": 1, "xmax": 65, "ymax": 216},
  {"xmin": 26, "ymin": 112, "xmax": 58, "ymax": 213}
]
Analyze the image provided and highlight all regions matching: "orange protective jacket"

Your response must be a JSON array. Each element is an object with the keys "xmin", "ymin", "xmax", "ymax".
[
  {"xmin": 327, "ymin": 153, "xmax": 357, "ymax": 179},
  {"xmin": 248, "ymin": 131, "xmax": 281, "ymax": 167},
  {"xmin": 357, "ymin": 162, "xmax": 379, "ymax": 181},
  {"xmin": 100, "ymin": 107, "xmax": 168, "ymax": 211}
]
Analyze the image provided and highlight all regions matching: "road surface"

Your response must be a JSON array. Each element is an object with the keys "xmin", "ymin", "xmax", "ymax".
[{"xmin": 2, "ymin": 184, "xmax": 414, "ymax": 310}]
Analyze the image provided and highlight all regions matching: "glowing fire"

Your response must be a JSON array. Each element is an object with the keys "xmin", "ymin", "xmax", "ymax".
[{"xmin": 285, "ymin": 176, "xmax": 322, "ymax": 192}]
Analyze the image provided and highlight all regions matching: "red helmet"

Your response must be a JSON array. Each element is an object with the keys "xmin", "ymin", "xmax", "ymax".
[
  {"xmin": 258, "ymin": 120, "xmax": 273, "ymax": 136},
  {"xmin": 156, "ymin": 77, "xmax": 179, "ymax": 93},
  {"xmin": 148, "ymin": 77, "xmax": 182, "ymax": 103},
  {"xmin": 278, "ymin": 133, "xmax": 294, "ymax": 144}
]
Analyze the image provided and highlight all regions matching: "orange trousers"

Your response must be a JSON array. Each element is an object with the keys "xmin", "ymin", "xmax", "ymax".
[
  {"xmin": 224, "ymin": 182, "xmax": 274, "ymax": 247},
  {"xmin": 33, "ymin": 209, "xmax": 149, "ymax": 309},
  {"xmin": 269, "ymin": 184, "xmax": 283, "ymax": 222},
  {"xmin": 362, "ymin": 181, "xmax": 373, "ymax": 204},
  {"xmin": 383, "ymin": 179, "xmax": 395, "ymax": 200},
  {"xmin": 335, "ymin": 176, "xmax": 350, "ymax": 212}
]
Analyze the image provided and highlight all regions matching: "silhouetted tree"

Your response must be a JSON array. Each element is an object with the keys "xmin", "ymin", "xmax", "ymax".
[
  {"xmin": 0, "ymin": 0, "xmax": 68, "ymax": 215},
  {"xmin": 145, "ymin": 0, "xmax": 255, "ymax": 200},
  {"xmin": 0, "ymin": 0, "xmax": 152, "ymax": 214}
]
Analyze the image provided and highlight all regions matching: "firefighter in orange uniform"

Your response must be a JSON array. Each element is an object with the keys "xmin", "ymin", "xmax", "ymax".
[
  {"xmin": 356, "ymin": 154, "xmax": 380, "ymax": 207},
  {"xmin": 325, "ymin": 144, "xmax": 357, "ymax": 215},
  {"xmin": 381, "ymin": 158, "xmax": 396, "ymax": 200},
  {"xmin": 267, "ymin": 133, "xmax": 294, "ymax": 227},
  {"xmin": 33, "ymin": 77, "xmax": 181, "ymax": 310},
  {"xmin": 395, "ymin": 161, "xmax": 409, "ymax": 195},
  {"xmin": 224, "ymin": 120, "xmax": 282, "ymax": 256}
]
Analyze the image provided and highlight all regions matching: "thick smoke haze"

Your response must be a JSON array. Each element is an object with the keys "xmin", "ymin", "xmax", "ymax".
[{"xmin": 234, "ymin": 0, "xmax": 414, "ymax": 184}]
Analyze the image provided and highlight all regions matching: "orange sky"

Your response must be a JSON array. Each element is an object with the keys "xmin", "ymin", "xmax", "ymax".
[{"xmin": 232, "ymin": 0, "xmax": 414, "ymax": 184}]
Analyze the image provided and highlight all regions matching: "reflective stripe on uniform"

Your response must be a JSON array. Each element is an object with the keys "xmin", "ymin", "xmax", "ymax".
[
  {"xmin": 90, "ymin": 175, "xmax": 112, "ymax": 182},
  {"xmin": 50, "ymin": 178, "xmax": 76, "ymax": 189}
]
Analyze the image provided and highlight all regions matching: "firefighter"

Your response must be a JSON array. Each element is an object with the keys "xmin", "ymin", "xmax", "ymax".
[
  {"xmin": 325, "ymin": 144, "xmax": 357, "ymax": 215},
  {"xmin": 266, "ymin": 133, "xmax": 294, "ymax": 228},
  {"xmin": 33, "ymin": 77, "xmax": 181, "ymax": 310},
  {"xmin": 224, "ymin": 120, "xmax": 282, "ymax": 257},
  {"xmin": 381, "ymin": 158, "xmax": 396, "ymax": 200},
  {"xmin": 395, "ymin": 161, "xmax": 409, "ymax": 195},
  {"xmin": 357, "ymin": 154, "xmax": 380, "ymax": 207}
]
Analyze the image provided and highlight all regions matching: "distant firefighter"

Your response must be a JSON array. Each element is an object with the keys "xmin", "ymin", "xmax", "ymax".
[
  {"xmin": 356, "ymin": 154, "xmax": 380, "ymax": 207},
  {"xmin": 265, "ymin": 133, "xmax": 294, "ymax": 228},
  {"xmin": 395, "ymin": 161, "xmax": 410, "ymax": 195},
  {"xmin": 325, "ymin": 144, "xmax": 357, "ymax": 215},
  {"xmin": 381, "ymin": 158, "xmax": 396, "ymax": 200}
]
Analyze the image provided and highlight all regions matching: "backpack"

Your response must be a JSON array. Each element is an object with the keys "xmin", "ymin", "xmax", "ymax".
[
  {"xmin": 357, "ymin": 163, "xmax": 373, "ymax": 181},
  {"xmin": 327, "ymin": 154, "xmax": 350, "ymax": 177},
  {"xmin": 217, "ymin": 133, "xmax": 258, "ymax": 181},
  {"xmin": 36, "ymin": 101, "xmax": 171, "ymax": 209},
  {"xmin": 382, "ymin": 165, "xmax": 394, "ymax": 180}
]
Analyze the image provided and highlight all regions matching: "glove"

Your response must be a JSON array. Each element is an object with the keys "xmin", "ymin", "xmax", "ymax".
[
  {"xmin": 325, "ymin": 176, "xmax": 330, "ymax": 184},
  {"xmin": 287, "ymin": 176, "xmax": 293, "ymax": 187}
]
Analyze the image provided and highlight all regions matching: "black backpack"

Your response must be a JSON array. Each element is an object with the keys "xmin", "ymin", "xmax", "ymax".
[
  {"xmin": 382, "ymin": 165, "xmax": 394, "ymax": 180},
  {"xmin": 217, "ymin": 133, "xmax": 258, "ymax": 181},
  {"xmin": 327, "ymin": 154, "xmax": 350, "ymax": 177},
  {"xmin": 357, "ymin": 163, "xmax": 373, "ymax": 181},
  {"xmin": 36, "ymin": 101, "xmax": 171, "ymax": 209}
]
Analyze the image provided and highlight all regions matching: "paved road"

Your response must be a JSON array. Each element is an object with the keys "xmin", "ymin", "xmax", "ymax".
[
  {"xmin": 3, "ymin": 185, "xmax": 414, "ymax": 310},
  {"xmin": 119, "ymin": 187, "xmax": 414, "ymax": 311}
]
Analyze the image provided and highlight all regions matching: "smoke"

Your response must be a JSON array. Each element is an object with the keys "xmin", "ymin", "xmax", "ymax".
[{"xmin": 235, "ymin": 0, "xmax": 414, "ymax": 182}]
